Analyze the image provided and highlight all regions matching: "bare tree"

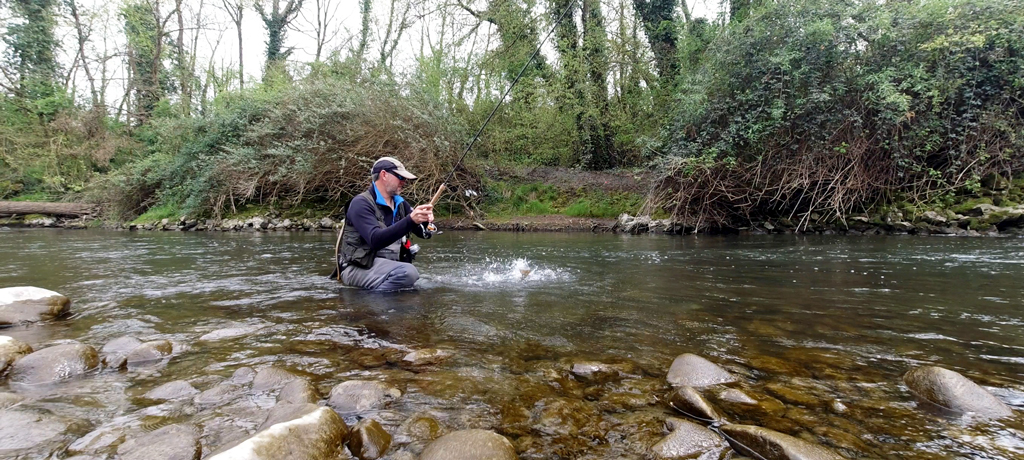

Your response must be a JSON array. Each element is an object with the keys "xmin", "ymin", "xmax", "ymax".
[
  {"xmin": 65, "ymin": 0, "xmax": 100, "ymax": 108},
  {"xmin": 219, "ymin": 0, "xmax": 245, "ymax": 88},
  {"xmin": 297, "ymin": 0, "xmax": 341, "ymax": 62}
]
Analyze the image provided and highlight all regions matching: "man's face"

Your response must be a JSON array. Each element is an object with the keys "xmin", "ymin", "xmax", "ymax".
[{"xmin": 383, "ymin": 170, "xmax": 406, "ymax": 196}]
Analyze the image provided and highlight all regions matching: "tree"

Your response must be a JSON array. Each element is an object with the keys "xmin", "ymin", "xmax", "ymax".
[
  {"xmin": 219, "ymin": 0, "xmax": 245, "ymax": 88},
  {"xmin": 4, "ymin": 0, "xmax": 64, "ymax": 120},
  {"xmin": 550, "ymin": 0, "xmax": 615, "ymax": 169},
  {"xmin": 255, "ymin": 0, "xmax": 303, "ymax": 77},
  {"xmin": 297, "ymin": 0, "xmax": 341, "ymax": 62},
  {"xmin": 630, "ymin": 0, "xmax": 678, "ymax": 82},
  {"xmin": 122, "ymin": 0, "xmax": 172, "ymax": 124}
]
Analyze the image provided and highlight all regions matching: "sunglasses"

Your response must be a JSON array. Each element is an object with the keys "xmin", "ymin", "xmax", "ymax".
[{"xmin": 387, "ymin": 170, "xmax": 408, "ymax": 182}]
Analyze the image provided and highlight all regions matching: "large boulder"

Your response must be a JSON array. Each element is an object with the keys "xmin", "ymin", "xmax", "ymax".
[
  {"xmin": 327, "ymin": 380, "xmax": 401, "ymax": 415},
  {"xmin": 719, "ymin": 424, "xmax": 844, "ymax": 460},
  {"xmin": 9, "ymin": 343, "xmax": 99, "ymax": 384},
  {"xmin": 0, "ymin": 287, "xmax": 70, "ymax": 326},
  {"xmin": 666, "ymin": 354, "xmax": 737, "ymax": 387},
  {"xmin": 650, "ymin": 418, "xmax": 729, "ymax": 460},
  {"xmin": 207, "ymin": 404, "xmax": 349, "ymax": 460},
  {"xmin": 0, "ymin": 335, "xmax": 33, "ymax": 374},
  {"xmin": 420, "ymin": 429, "xmax": 517, "ymax": 460},
  {"xmin": 116, "ymin": 424, "xmax": 201, "ymax": 460},
  {"xmin": 903, "ymin": 366, "xmax": 1013, "ymax": 418}
]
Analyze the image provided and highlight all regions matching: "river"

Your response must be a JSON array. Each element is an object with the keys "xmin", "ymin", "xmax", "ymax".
[{"xmin": 1, "ymin": 228, "xmax": 1022, "ymax": 459}]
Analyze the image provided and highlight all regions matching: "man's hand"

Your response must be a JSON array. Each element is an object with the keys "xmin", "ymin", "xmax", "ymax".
[{"xmin": 410, "ymin": 204, "xmax": 434, "ymax": 224}]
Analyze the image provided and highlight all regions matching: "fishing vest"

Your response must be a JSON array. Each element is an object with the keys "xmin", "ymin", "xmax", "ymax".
[{"xmin": 339, "ymin": 189, "xmax": 409, "ymax": 269}]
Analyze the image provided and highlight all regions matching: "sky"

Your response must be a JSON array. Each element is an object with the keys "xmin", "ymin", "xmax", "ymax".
[{"xmin": 2, "ymin": 0, "xmax": 723, "ymax": 110}]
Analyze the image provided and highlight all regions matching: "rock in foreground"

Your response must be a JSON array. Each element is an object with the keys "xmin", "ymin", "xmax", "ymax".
[
  {"xmin": 116, "ymin": 424, "xmax": 201, "ymax": 460},
  {"xmin": 9, "ymin": 343, "xmax": 99, "ymax": 384},
  {"xmin": 207, "ymin": 404, "xmax": 349, "ymax": 460},
  {"xmin": 650, "ymin": 418, "xmax": 728, "ymax": 459},
  {"xmin": 0, "ymin": 287, "xmax": 70, "ymax": 326},
  {"xmin": 666, "ymin": 353, "xmax": 737, "ymax": 387},
  {"xmin": 420, "ymin": 429, "xmax": 517, "ymax": 460},
  {"xmin": 720, "ymin": 424, "xmax": 844, "ymax": 460},
  {"xmin": 903, "ymin": 366, "xmax": 1013, "ymax": 418}
]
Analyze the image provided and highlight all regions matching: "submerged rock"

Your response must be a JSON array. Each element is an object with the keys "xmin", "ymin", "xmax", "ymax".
[
  {"xmin": 126, "ymin": 340, "xmax": 173, "ymax": 366},
  {"xmin": 650, "ymin": 418, "xmax": 728, "ymax": 460},
  {"xmin": 402, "ymin": 348, "xmax": 453, "ymax": 367},
  {"xmin": 719, "ymin": 424, "xmax": 844, "ymax": 460},
  {"xmin": 208, "ymin": 404, "xmax": 349, "ymax": 460},
  {"xmin": 9, "ymin": 343, "xmax": 99, "ymax": 384},
  {"xmin": 570, "ymin": 359, "xmax": 641, "ymax": 384},
  {"xmin": 666, "ymin": 353, "xmax": 737, "ymax": 387},
  {"xmin": 327, "ymin": 380, "xmax": 401, "ymax": 415},
  {"xmin": 397, "ymin": 413, "xmax": 444, "ymax": 443},
  {"xmin": 116, "ymin": 424, "xmax": 201, "ymax": 460},
  {"xmin": 420, "ymin": 429, "xmax": 517, "ymax": 460},
  {"xmin": 0, "ymin": 286, "xmax": 71, "ymax": 326},
  {"xmin": 348, "ymin": 418, "xmax": 392, "ymax": 460},
  {"xmin": 0, "ymin": 335, "xmax": 33, "ymax": 373},
  {"xmin": 144, "ymin": 380, "xmax": 199, "ymax": 401},
  {"xmin": 251, "ymin": 366, "xmax": 299, "ymax": 392},
  {"xmin": 903, "ymin": 366, "xmax": 1013, "ymax": 418},
  {"xmin": 0, "ymin": 408, "xmax": 78, "ymax": 456},
  {"xmin": 668, "ymin": 386, "xmax": 723, "ymax": 423},
  {"xmin": 277, "ymin": 379, "xmax": 320, "ymax": 405}
]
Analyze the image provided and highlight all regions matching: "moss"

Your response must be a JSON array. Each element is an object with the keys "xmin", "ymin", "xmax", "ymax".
[
  {"xmin": 951, "ymin": 197, "xmax": 993, "ymax": 215},
  {"xmin": 967, "ymin": 218, "xmax": 994, "ymax": 231},
  {"xmin": 9, "ymin": 192, "xmax": 52, "ymax": 202}
]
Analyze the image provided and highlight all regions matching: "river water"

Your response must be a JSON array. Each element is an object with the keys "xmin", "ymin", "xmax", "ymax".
[{"xmin": 1, "ymin": 228, "xmax": 1023, "ymax": 459}]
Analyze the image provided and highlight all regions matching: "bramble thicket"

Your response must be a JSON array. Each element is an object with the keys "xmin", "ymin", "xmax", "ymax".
[{"xmin": 1, "ymin": 0, "xmax": 1022, "ymax": 229}]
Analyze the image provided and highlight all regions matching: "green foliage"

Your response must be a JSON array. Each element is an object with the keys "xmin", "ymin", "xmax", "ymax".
[
  {"xmin": 658, "ymin": 0, "xmax": 1024, "ymax": 228},
  {"xmin": 103, "ymin": 73, "xmax": 472, "ymax": 220},
  {"xmin": 4, "ymin": 0, "xmax": 64, "ymax": 122}
]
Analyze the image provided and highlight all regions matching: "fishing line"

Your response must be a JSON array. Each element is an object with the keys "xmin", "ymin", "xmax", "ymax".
[
  {"xmin": 667, "ymin": 400, "xmax": 770, "ymax": 460},
  {"xmin": 426, "ymin": 0, "xmax": 580, "ymax": 207}
]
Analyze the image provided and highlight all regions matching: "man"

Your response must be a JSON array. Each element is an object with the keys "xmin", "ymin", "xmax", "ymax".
[{"xmin": 334, "ymin": 157, "xmax": 434, "ymax": 290}]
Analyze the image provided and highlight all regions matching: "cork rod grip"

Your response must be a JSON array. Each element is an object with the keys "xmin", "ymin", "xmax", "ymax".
[{"xmin": 428, "ymin": 183, "xmax": 446, "ymax": 206}]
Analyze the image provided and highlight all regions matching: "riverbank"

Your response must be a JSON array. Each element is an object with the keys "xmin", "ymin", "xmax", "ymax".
[{"xmin": 4, "ymin": 168, "xmax": 1024, "ymax": 237}]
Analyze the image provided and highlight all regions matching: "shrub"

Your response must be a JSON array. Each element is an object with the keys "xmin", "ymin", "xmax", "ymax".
[{"xmin": 653, "ymin": 0, "xmax": 1024, "ymax": 230}]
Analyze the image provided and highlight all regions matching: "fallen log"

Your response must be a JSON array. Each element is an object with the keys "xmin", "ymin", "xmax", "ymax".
[{"xmin": 0, "ymin": 201, "xmax": 97, "ymax": 217}]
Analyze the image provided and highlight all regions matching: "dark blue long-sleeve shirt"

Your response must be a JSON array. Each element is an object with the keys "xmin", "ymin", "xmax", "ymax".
[{"xmin": 346, "ymin": 184, "xmax": 424, "ymax": 251}]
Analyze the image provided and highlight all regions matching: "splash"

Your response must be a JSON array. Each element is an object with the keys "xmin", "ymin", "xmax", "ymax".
[{"xmin": 430, "ymin": 257, "xmax": 571, "ymax": 288}]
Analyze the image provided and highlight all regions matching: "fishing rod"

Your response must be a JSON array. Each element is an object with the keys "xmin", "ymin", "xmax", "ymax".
[{"xmin": 425, "ymin": 0, "xmax": 580, "ymax": 210}]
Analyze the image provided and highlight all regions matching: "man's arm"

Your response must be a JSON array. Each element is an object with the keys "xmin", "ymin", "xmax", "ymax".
[{"xmin": 346, "ymin": 196, "xmax": 415, "ymax": 251}]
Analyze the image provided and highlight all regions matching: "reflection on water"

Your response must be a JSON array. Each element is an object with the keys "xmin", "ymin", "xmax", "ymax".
[{"xmin": 1, "ymin": 229, "xmax": 1023, "ymax": 458}]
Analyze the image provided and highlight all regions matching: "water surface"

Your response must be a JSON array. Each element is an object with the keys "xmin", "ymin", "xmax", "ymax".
[{"xmin": 1, "ymin": 229, "xmax": 1022, "ymax": 458}]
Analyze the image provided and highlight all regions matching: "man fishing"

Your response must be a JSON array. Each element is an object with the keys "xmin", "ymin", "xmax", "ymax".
[{"xmin": 333, "ymin": 157, "xmax": 434, "ymax": 290}]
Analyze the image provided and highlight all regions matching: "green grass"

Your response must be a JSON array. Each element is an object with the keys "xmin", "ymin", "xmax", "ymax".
[
  {"xmin": 483, "ymin": 181, "xmax": 644, "ymax": 218},
  {"xmin": 131, "ymin": 203, "xmax": 181, "ymax": 224},
  {"xmin": 9, "ymin": 191, "xmax": 52, "ymax": 202}
]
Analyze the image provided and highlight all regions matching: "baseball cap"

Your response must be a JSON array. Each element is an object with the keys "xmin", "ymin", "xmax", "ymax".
[{"xmin": 371, "ymin": 157, "xmax": 417, "ymax": 180}]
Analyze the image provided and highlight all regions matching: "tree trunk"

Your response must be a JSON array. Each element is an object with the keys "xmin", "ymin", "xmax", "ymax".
[{"xmin": 0, "ymin": 202, "xmax": 97, "ymax": 217}]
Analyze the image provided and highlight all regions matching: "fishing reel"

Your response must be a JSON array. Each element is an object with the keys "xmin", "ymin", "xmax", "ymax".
[{"xmin": 421, "ymin": 222, "xmax": 437, "ymax": 239}]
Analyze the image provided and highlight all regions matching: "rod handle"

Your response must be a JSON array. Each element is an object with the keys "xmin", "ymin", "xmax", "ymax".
[{"xmin": 428, "ymin": 183, "xmax": 447, "ymax": 206}]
